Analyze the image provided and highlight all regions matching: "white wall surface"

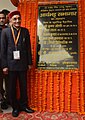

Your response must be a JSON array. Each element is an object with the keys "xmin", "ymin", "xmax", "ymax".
[{"xmin": 0, "ymin": 0, "xmax": 17, "ymax": 11}]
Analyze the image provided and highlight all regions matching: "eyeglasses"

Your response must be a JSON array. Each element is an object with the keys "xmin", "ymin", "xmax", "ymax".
[{"xmin": 13, "ymin": 17, "xmax": 21, "ymax": 21}]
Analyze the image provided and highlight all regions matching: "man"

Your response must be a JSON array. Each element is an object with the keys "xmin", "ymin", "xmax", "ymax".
[
  {"xmin": 1, "ymin": 10, "xmax": 34, "ymax": 117},
  {"xmin": 2, "ymin": 9, "xmax": 10, "ymax": 27},
  {"xmin": 0, "ymin": 10, "xmax": 8, "ymax": 111}
]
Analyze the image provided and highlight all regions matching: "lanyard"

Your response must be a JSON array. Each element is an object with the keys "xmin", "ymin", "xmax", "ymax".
[{"xmin": 11, "ymin": 26, "xmax": 21, "ymax": 46}]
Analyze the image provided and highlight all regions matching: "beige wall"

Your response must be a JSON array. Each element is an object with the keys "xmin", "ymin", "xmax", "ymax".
[{"xmin": 0, "ymin": 0, "xmax": 17, "ymax": 11}]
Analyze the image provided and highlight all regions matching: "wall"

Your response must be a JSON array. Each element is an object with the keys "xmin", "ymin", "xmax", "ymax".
[{"xmin": 0, "ymin": 0, "xmax": 16, "ymax": 11}]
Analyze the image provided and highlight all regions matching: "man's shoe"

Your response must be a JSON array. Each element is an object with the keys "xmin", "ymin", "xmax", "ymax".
[
  {"xmin": 12, "ymin": 109, "xmax": 19, "ymax": 117},
  {"xmin": 21, "ymin": 107, "xmax": 35, "ymax": 113},
  {"xmin": 1, "ymin": 101, "xmax": 8, "ymax": 109}
]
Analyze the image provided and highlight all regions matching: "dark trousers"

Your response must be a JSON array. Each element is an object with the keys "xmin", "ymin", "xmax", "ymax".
[
  {"xmin": 0, "ymin": 68, "xmax": 9, "ymax": 101},
  {"xmin": 8, "ymin": 71, "xmax": 28, "ymax": 109},
  {"xmin": 0, "ymin": 69, "xmax": 3, "ymax": 96}
]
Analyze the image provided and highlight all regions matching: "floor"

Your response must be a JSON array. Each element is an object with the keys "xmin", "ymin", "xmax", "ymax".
[
  {"xmin": 2, "ymin": 105, "xmax": 12, "ymax": 113},
  {"xmin": 2, "ymin": 80, "xmax": 12, "ymax": 114},
  {"xmin": 1, "ymin": 111, "xmax": 85, "ymax": 120}
]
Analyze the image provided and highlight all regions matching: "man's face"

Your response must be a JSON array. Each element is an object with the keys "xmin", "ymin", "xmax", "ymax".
[
  {"xmin": 0, "ymin": 14, "xmax": 6, "ymax": 26},
  {"xmin": 10, "ymin": 15, "xmax": 21, "ymax": 28}
]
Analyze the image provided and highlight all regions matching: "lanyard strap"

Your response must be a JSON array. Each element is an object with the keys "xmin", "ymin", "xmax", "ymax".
[{"xmin": 11, "ymin": 26, "xmax": 21, "ymax": 46}]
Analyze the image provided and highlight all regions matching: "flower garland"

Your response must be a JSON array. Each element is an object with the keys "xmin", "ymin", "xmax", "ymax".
[
  {"xmin": 17, "ymin": 0, "xmax": 85, "ymax": 114},
  {"xmin": 42, "ymin": 71, "xmax": 48, "ymax": 111},
  {"xmin": 53, "ymin": 72, "xmax": 58, "ymax": 111},
  {"xmin": 78, "ymin": 0, "xmax": 84, "ymax": 114},
  {"xmin": 76, "ymin": 71, "xmax": 80, "ymax": 113},
  {"xmin": 68, "ymin": 71, "xmax": 72, "ymax": 112},
  {"xmin": 57, "ymin": 72, "xmax": 60, "ymax": 112},
  {"xmin": 38, "ymin": 70, "xmax": 43, "ymax": 111},
  {"xmin": 60, "ymin": 71, "xmax": 65, "ymax": 112},
  {"xmin": 33, "ymin": 70, "xmax": 39, "ymax": 110}
]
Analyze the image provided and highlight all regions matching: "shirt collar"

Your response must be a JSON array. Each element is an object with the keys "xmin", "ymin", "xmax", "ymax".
[{"xmin": 12, "ymin": 25, "xmax": 20, "ymax": 31}]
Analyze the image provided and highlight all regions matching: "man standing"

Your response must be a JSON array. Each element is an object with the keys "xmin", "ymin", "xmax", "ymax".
[
  {"xmin": 0, "ymin": 11, "xmax": 8, "ymax": 111},
  {"xmin": 1, "ymin": 10, "xmax": 34, "ymax": 117},
  {"xmin": 2, "ymin": 9, "xmax": 10, "ymax": 27}
]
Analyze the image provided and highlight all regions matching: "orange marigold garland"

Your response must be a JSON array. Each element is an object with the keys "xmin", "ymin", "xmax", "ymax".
[
  {"xmin": 60, "ymin": 71, "xmax": 65, "ymax": 112},
  {"xmin": 76, "ymin": 71, "xmax": 80, "ymax": 113},
  {"xmin": 81, "ymin": 0, "xmax": 85, "ymax": 114},
  {"xmin": 53, "ymin": 72, "xmax": 58, "ymax": 111},
  {"xmin": 50, "ymin": 71, "xmax": 54, "ymax": 111},
  {"xmin": 41, "ymin": 71, "xmax": 45, "ymax": 111},
  {"xmin": 45, "ymin": 71, "xmax": 49, "ymax": 111},
  {"xmin": 38, "ymin": 70, "xmax": 43, "ymax": 111},
  {"xmin": 68, "ymin": 71, "xmax": 72, "ymax": 112},
  {"xmin": 78, "ymin": 0, "xmax": 84, "ymax": 114},
  {"xmin": 33, "ymin": 70, "xmax": 39, "ymax": 110},
  {"xmin": 55, "ymin": 71, "xmax": 60, "ymax": 112},
  {"xmin": 47, "ymin": 71, "xmax": 50, "ymax": 111},
  {"xmin": 17, "ymin": 0, "xmax": 85, "ymax": 113},
  {"xmin": 42, "ymin": 71, "xmax": 48, "ymax": 111}
]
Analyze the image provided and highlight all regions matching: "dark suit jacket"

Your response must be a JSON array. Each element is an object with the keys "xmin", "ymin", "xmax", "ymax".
[
  {"xmin": 0, "ymin": 27, "xmax": 2, "ymax": 62},
  {"xmin": 1, "ymin": 26, "xmax": 32, "ymax": 71},
  {"xmin": 0, "ymin": 26, "xmax": 7, "ymax": 67}
]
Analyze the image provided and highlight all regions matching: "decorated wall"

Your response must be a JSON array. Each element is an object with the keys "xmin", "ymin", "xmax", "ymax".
[{"xmin": 10, "ymin": 0, "xmax": 85, "ymax": 114}]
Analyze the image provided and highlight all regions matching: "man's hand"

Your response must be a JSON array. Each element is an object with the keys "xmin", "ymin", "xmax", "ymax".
[
  {"xmin": 28, "ymin": 65, "xmax": 32, "ymax": 70},
  {"xmin": 3, "ymin": 68, "xmax": 8, "ymax": 74}
]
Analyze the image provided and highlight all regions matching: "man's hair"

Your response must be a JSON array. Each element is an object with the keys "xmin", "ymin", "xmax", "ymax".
[
  {"xmin": 2, "ymin": 9, "xmax": 10, "ymax": 16},
  {"xmin": 0, "ymin": 10, "xmax": 6, "ymax": 18}
]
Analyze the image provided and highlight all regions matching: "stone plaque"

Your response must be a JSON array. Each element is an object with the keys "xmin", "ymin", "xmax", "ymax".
[{"xmin": 37, "ymin": 4, "xmax": 78, "ymax": 70}]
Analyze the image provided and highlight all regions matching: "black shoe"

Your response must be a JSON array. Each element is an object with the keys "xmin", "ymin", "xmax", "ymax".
[
  {"xmin": 12, "ymin": 109, "xmax": 19, "ymax": 117},
  {"xmin": 21, "ymin": 107, "xmax": 35, "ymax": 113},
  {"xmin": 1, "ymin": 101, "xmax": 8, "ymax": 109}
]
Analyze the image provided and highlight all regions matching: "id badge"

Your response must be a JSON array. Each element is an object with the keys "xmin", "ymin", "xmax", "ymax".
[{"xmin": 13, "ymin": 51, "xmax": 20, "ymax": 60}]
